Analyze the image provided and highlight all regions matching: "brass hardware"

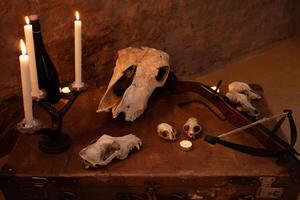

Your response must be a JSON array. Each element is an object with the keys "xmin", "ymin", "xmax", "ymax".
[
  {"xmin": 259, "ymin": 177, "xmax": 275, "ymax": 187},
  {"xmin": 257, "ymin": 187, "xmax": 283, "ymax": 199},
  {"xmin": 63, "ymin": 191, "xmax": 76, "ymax": 200},
  {"xmin": 31, "ymin": 176, "xmax": 48, "ymax": 188},
  {"xmin": 256, "ymin": 177, "xmax": 283, "ymax": 199}
]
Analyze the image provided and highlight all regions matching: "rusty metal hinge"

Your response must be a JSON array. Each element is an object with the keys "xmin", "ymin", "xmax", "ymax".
[
  {"xmin": 259, "ymin": 177, "xmax": 275, "ymax": 187},
  {"xmin": 256, "ymin": 177, "xmax": 283, "ymax": 199}
]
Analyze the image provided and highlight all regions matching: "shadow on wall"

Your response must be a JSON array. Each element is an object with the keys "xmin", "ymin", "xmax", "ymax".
[{"xmin": 0, "ymin": 0, "xmax": 299, "ymax": 132}]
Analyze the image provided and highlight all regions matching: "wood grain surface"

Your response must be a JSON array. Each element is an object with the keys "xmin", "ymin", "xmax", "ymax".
[{"xmin": 5, "ymin": 86, "xmax": 289, "ymax": 179}]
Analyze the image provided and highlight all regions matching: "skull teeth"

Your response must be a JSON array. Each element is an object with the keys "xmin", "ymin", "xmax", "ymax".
[
  {"xmin": 135, "ymin": 144, "xmax": 140, "ymax": 150},
  {"xmin": 79, "ymin": 134, "xmax": 143, "ymax": 167}
]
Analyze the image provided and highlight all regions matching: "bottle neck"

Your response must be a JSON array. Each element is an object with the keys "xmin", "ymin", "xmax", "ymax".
[
  {"xmin": 30, "ymin": 18, "xmax": 41, "ymax": 32},
  {"xmin": 30, "ymin": 19, "xmax": 46, "ymax": 51}
]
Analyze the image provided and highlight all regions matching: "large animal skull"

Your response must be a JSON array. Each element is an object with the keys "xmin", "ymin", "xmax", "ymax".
[
  {"xmin": 97, "ymin": 47, "xmax": 170, "ymax": 121},
  {"xmin": 79, "ymin": 134, "xmax": 142, "ymax": 168}
]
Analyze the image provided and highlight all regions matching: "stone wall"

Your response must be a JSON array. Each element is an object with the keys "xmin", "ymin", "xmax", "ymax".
[{"xmin": 0, "ymin": 0, "xmax": 299, "ymax": 132}]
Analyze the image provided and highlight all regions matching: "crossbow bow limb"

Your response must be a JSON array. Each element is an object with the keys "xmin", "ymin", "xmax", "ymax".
[{"xmin": 166, "ymin": 73, "xmax": 299, "ymax": 166}]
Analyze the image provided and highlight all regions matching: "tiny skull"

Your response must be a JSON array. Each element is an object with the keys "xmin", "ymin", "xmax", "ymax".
[
  {"xmin": 79, "ymin": 134, "xmax": 142, "ymax": 168},
  {"xmin": 157, "ymin": 123, "xmax": 177, "ymax": 141},
  {"xmin": 226, "ymin": 91, "xmax": 260, "ymax": 117},
  {"xmin": 228, "ymin": 81, "xmax": 261, "ymax": 100},
  {"xmin": 183, "ymin": 118, "xmax": 202, "ymax": 139}
]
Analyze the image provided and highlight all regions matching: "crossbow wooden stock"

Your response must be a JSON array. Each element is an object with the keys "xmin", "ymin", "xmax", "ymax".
[{"xmin": 166, "ymin": 73, "xmax": 299, "ymax": 165}]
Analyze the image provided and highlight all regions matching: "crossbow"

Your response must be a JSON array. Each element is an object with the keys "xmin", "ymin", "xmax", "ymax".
[{"xmin": 166, "ymin": 73, "xmax": 299, "ymax": 168}]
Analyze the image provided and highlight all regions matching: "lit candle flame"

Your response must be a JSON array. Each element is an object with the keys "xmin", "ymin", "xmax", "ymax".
[
  {"xmin": 211, "ymin": 86, "xmax": 220, "ymax": 93},
  {"xmin": 25, "ymin": 16, "xmax": 30, "ymax": 25},
  {"xmin": 20, "ymin": 39, "xmax": 27, "ymax": 55},
  {"xmin": 60, "ymin": 87, "xmax": 71, "ymax": 94},
  {"xmin": 75, "ymin": 11, "xmax": 80, "ymax": 20}
]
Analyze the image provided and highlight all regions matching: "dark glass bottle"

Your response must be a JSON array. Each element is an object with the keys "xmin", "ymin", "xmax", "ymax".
[{"xmin": 30, "ymin": 15, "xmax": 61, "ymax": 104}]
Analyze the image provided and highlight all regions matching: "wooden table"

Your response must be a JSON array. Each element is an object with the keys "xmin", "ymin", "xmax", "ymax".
[{"xmin": 2, "ymin": 86, "xmax": 299, "ymax": 200}]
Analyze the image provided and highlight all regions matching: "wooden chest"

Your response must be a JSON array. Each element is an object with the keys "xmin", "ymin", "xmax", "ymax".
[{"xmin": 1, "ymin": 86, "xmax": 300, "ymax": 200}]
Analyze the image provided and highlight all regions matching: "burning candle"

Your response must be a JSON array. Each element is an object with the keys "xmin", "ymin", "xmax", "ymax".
[
  {"xmin": 211, "ymin": 86, "xmax": 220, "ymax": 93},
  {"xmin": 19, "ymin": 39, "xmax": 33, "ymax": 126},
  {"xmin": 60, "ymin": 87, "xmax": 71, "ymax": 94},
  {"xmin": 74, "ymin": 11, "xmax": 83, "ymax": 88},
  {"xmin": 24, "ymin": 16, "xmax": 42, "ymax": 98}
]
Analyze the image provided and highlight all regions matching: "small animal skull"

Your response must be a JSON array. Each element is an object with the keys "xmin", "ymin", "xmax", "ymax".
[
  {"xmin": 226, "ymin": 91, "xmax": 260, "ymax": 117},
  {"xmin": 157, "ymin": 123, "xmax": 177, "ymax": 141},
  {"xmin": 228, "ymin": 81, "xmax": 261, "ymax": 100},
  {"xmin": 97, "ymin": 47, "xmax": 170, "ymax": 121},
  {"xmin": 183, "ymin": 118, "xmax": 202, "ymax": 139},
  {"xmin": 79, "ymin": 134, "xmax": 142, "ymax": 168}
]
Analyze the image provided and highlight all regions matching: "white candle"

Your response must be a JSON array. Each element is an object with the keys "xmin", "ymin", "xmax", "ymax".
[
  {"xmin": 179, "ymin": 140, "xmax": 193, "ymax": 151},
  {"xmin": 24, "ymin": 16, "xmax": 42, "ymax": 98},
  {"xmin": 60, "ymin": 87, "xmax": 71, "ymax": 94},
  {"xmin": 74, "ymin": 11, "xmax": 82, "ymax": 87},
  {"xmin": 19, "ymin": 39, "xmax": 33, "ymax": 126}
]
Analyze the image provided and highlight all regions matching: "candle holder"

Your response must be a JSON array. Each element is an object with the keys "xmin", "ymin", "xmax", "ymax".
[
  {"xmin": 32, "ymin": 89, "xmax": 46, "ymax": 101},
  {"xmin": 17, "ymin": 118, "xmax": 42, "ymax": 134},
  {"xmin": 35, "ymin": 88, "xmax": 84, "ymax": 154},
  {"xmin": 70, "ymin": 82, "xmax": 87, "ymax": 92}
]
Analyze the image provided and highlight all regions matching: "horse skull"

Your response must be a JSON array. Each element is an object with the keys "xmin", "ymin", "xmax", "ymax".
[{"xmin": 97, "ymin": 47, "xmax": 170, "ymax": 121}]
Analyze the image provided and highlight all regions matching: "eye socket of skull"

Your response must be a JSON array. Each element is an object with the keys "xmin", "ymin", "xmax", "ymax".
[
  {"xmin": 183, "ymin": 125, "xmax": 190, "ymax": 132},
  {"xmin": 102, "ymin": 141, "xmax": 121, "ymax": 160},
  {"xmin": 112, "ymin": 65, "xmax": 137, "ymax": 96},
  {"xmin": 171, "ymin": 127, "xmax": 176, "ymax": 135},
  {"xmin": 193, "ymin": 125, "xmax": 201, "ymax": 133},
  {"xmin": 161, "ymin": 130, "xmax": 169, "ymax": 138},
  {"xmin": 156, "ymin": 66, "xmax": 169, "ymax": 82}
]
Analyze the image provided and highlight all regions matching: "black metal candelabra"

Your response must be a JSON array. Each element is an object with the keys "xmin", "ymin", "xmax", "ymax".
[{"xmin": 34, "ymin": 88, "xmax": 85, "ymax": 154}]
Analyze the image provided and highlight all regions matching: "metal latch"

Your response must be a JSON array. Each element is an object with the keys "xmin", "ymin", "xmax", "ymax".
[
  {"xmin": 63, "ymin": 191, "xmax": 76, "ymax": 200},
  {"xmin": 32, "ymin": 177, "xmax": 48, "ymax": 188},
  {"xmin": 256, "ymin": 177, "xmax": 283, "ymax": 199}
]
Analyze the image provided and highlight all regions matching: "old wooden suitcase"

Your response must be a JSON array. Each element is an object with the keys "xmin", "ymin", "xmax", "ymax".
[{"xmin": 1, "ymin": 83, "xmax": 300, "ymax": 200}]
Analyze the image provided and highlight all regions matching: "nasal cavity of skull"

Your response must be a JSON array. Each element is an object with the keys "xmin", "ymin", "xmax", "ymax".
[
  {"xmin": 102, "ymin": 141, "xmax": 120, "ymax": 160},
  {"xmin": 156, "ymin": 66, "xmax": 169, "ymax": 82},
  {"xmin": 112, "ymin": 65, "xmax": 137, "ymax": 97}
]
